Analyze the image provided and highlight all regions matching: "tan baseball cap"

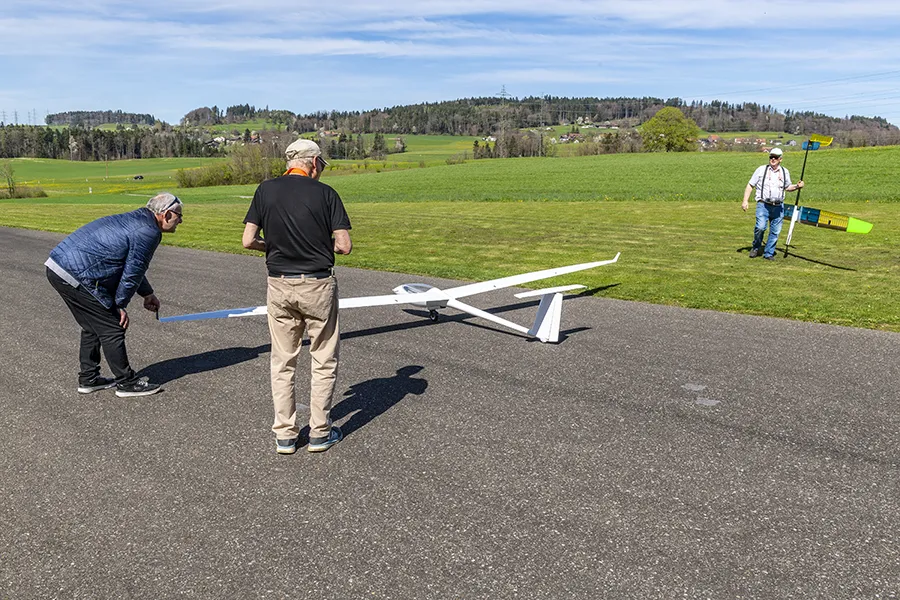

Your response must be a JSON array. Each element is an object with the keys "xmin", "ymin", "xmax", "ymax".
[{"xmin": 285, "ymin": 138, "xmax": 327, "ymax": 164}]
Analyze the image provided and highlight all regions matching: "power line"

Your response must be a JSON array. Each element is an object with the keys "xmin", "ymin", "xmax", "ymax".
[{"xmin": 693, "ymin": 69, "xmax": 900, "ymax": 101}]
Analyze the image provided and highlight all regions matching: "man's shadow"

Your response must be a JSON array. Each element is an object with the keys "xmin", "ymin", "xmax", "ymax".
[
  {"xmin": 138, "ymin": 344, "xmax": 270, "ymax": 384},
  {"xmin": 330, "ymin": 365, "xmax": 428, "ymax": 438}
]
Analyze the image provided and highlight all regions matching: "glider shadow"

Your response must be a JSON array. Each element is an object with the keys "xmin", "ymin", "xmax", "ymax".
[
  {"xmin": 781, "ymin": 248, "xmax": 857, "ymax": 271},
  {"xmin": 738, "ymin": 246, "xmax": 856, "ymax": 270},
  {"xmin": 138, "ymin": 344, "xmax": 270, "ymax": 384}
]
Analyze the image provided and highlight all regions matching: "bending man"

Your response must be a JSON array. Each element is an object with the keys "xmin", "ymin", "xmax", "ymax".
[{"xmin": 46, "ymin": 192, "xmax": 183, "ymax": 397}]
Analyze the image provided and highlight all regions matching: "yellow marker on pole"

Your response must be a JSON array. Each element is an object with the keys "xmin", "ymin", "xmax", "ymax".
[{"xmin": 809, "ymin": 134, "xmax": 833, "ymax": 147}]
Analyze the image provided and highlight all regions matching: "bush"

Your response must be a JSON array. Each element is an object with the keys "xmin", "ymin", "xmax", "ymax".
[
  {"xmin": 0, "ymin": 185, "xmax": 47, "ymax": 199},
  {"xmin": 176, "ymin": 145, "xmax": 286, "ymax": 188}
]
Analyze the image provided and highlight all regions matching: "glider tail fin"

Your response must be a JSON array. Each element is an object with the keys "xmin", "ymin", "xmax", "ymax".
[{"xmin": 527, "ymin": 292, "xmax": 563, "ymax": 343}]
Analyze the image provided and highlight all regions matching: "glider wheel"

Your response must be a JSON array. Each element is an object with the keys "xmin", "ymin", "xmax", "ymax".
[{"xmin": 428, "ymin": 310, "xmax": 439, "ymax": 322}]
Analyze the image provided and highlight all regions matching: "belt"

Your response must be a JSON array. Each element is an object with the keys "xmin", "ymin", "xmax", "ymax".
[
  {"xmin": 269, "ymin": 269, "xmax": 334, "ymax": 279},
  {"xmin": 269, "ymin": 269, "xmax": 334, "ymax": 280},
  {"xmin": 760, "ymin": 199, "xmax": 783, "ymax": 206}
]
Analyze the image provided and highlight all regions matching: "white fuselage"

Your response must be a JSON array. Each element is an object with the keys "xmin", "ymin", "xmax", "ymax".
[{"xmin": 392, "ymin": 283, "xmax": 449, "ymax": 310}]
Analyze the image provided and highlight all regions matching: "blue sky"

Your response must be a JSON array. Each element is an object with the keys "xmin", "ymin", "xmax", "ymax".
[{"xmin": 3, "ymin": 1, "xmax": 900, "ymax": 127}]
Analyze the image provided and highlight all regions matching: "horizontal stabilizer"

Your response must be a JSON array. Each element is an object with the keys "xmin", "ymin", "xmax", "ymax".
[{"xmin": 514, "ymin": 284, "xmax": 586, "ymax": 299}]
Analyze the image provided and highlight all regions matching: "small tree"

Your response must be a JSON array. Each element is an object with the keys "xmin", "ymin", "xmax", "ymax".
[
  {"xmin": 1, "ymin": 160, "xmax": 14, "ymax": 196},
  {"xmin": 640, "ymin": 107, "xmax": 700, "ymax": 152},
  {"xmin": 370, "ymin": 132, "xmax": 387, "ymax": 159}
]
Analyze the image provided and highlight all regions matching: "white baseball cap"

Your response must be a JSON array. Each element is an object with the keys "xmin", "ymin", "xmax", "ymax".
[
  {"xmin": 769, "ymin": 147, "xmax": 783, "ymax": 157},
  {"xmin": 285, "ymin": 138, "xmax": 328, "ymax": 164}
]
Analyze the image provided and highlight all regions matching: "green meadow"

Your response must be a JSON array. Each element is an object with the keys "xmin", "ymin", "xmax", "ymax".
[{"xmin": 2, "ymin": 146, "xmax": 898, "ymax": 332}]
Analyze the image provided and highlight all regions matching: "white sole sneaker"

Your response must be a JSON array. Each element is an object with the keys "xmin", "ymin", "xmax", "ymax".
[
  {"xmin": 77, "ymin": 380, "xmax": 117, "ymax": 394},
  {"xmin": 115, "ymin": 386, "xmax": 163, "ymax": 398}
]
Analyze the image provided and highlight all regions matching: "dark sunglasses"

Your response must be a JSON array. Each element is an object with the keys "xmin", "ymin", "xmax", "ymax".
[
  {"xmin": 769, "ymin": 155, "xmax": 782, "ymax": 160},
  {"xmin": 163, "ymin": 196, "xmax": 182, "ymax": 219}
]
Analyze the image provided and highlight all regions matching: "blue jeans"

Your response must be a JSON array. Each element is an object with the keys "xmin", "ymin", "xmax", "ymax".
[{"xmin": 753, "ymin": 202, "xmax": 784, "ymax": 257}]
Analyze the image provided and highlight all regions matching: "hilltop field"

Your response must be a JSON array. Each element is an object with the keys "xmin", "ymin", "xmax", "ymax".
[{"xmin": 2, "ymin": 140, "xmax": 897, "ymax": 332}]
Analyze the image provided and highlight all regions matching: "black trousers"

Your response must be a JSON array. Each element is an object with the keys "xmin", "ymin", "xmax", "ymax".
[{"xmin": 46, "ymin": 268, "xmax": 137, "ymax": 385}]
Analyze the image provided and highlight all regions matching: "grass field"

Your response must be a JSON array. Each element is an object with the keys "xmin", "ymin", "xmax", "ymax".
[{"xmin": 2, "ymin": 147, "xmax": 897, "ymax": 332}]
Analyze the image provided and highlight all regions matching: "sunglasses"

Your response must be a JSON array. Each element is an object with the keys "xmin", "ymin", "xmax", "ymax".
[
  {"xmin": 163, "ymin": 196, "xmax": 183, "ymax": 220},
  {"xmin": 769, "ymin": 155, "xmax": 782, "ymax": 160}
]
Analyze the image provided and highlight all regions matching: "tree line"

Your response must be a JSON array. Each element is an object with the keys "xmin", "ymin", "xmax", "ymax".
[
  {"xmin": 45, "ymin": 110, "xmax": 157, "ymax": 128},
  {"xmin": 3, "ymin": 95, "xmax": 899, "ymax": 162},
  {"xmin": 0, "ymin": 124, "xmax": 223, "ymax": 160},
  {"xmin": 283, "ymin": 96, "xmax": 899, "ymax": 143}
]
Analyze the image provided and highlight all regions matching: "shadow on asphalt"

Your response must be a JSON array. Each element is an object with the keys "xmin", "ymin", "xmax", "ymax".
[
  {"xmin": 332, "ymin": 365, "xmax": 428, "ymax": 437},
  {"xmin": 138, "ymin": 344, "xmax": 270, "ymax": 384}
]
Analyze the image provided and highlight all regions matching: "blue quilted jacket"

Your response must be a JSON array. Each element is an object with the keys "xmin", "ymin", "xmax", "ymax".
[{"xmin": 48, "ymin": 208, "xmax": 161, "ymax": 309}]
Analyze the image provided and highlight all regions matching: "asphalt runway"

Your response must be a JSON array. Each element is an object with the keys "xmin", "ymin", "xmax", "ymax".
[{"xmin": 1, "ymin": 227, "xmax": 898, "ymax": 599}]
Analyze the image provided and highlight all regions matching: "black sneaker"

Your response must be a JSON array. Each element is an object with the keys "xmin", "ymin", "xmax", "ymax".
[
  {"xmin": 308, "ymin": 426, "xmax": 342, "ymax": 453},
  {"xmin": 77, "ymin": 376, "xmax": 116, "ymax": 394},
  {"xmin": 115, "ymin": 379, "xmax": 162, "ymax": 398},
  {"xmin": 748, "ymin": 248, "xmax": 761, "ymax": 258},
  {"xmin": 764, "ymin": 254, "xmax": 776, "ymax": 261},
  {"xmin": 276, "ymin": 437, "xmax": 298, "ymax": 455}
]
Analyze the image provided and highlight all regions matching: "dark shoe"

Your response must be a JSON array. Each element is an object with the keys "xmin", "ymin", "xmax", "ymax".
[
  {"xmin": 77, "ymin": 376, "xmax": 116, "ymax": 394},
  {"xmin": 748, "ymin": 248, "xmax": 761, "ymax": 258},
  {"xmin": 764, "ymin": 254, "xmax": 776, "ymax": 261},
  {"xmin": 308, "ymin": 426, "xmax": 342, "ymax": 453},
  {"xmin": 115, "ymin": 379, "xmax": 162, "ymax": 398},
  {"xmin": 276, "ymin": 437, "xmax": 298, "ymax": 455}
]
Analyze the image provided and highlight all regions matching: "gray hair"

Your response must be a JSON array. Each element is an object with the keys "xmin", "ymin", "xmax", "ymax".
[
  {"xmin": 146, "ymin": 192, "xmax": 182, "ymax": 215},
  {"xmin": 287, "ymin": 156, "xmax": 316, "ymax": 171}
]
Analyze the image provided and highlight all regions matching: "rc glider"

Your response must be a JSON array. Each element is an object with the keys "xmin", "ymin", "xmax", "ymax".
[
  {"xmin": 160, "ymin": 253, "xmax": 621, "ymax": 343},
  {"xmin": 782, "ymin": 134, "xmax": 873, "ymax": 257},
  {"xmin": 161, "ymin": 253, "xmax": 620, "ymax": 343}
]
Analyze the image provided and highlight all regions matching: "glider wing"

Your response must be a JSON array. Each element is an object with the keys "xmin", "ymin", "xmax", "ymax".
[
  {"xmin": 443, "ymin": 253, "xmax": 619, "ymax": 300},
  {"xmin": 783, "ymin": 205, "xmax": 873, "ymax": 234},
  {"xmin": 160, "ymin": 306, "xmax": 267, "ymax": 322}
]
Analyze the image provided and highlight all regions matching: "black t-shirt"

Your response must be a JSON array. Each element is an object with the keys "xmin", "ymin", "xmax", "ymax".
[{"xmin": 244, "ymin": 175, "xmax": 351, "ymax": 276}]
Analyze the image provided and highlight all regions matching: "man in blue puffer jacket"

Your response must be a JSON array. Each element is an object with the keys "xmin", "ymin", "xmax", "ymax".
[{"xmin": 45, "ymin": 192, "xmax": 183, "ymax": 397}]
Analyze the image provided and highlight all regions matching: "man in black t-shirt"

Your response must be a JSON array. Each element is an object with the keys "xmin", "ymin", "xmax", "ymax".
[{"xmin": 243, "ymin": 138, "xmax": 352, "ymax": 454}]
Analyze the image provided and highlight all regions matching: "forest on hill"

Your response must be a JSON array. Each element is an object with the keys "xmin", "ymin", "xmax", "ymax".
[
  {"xmin": 194, "ymin": 96, "xmax": 899, "ymax": 146},
  {"xmin": 2, "ymin": 96, "xmax": 899, "ymax": 160}
]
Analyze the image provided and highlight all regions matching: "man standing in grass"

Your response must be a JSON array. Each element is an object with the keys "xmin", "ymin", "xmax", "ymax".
[
  {"xmin": 242, "ymin": 139, "xmax": 352, "ymax": 455},
  {"xmin": 45, "ymin": 192, "xmax": 183, "ymax": 397},
  {"xmin": 741, "ymin": 147, "xmax": 804, "ymax": 260}
]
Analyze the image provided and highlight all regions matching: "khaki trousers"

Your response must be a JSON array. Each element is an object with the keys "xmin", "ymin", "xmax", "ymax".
[{"xmin": 267, "ymin": 276, "xmax": 340, "ymax": 440}]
